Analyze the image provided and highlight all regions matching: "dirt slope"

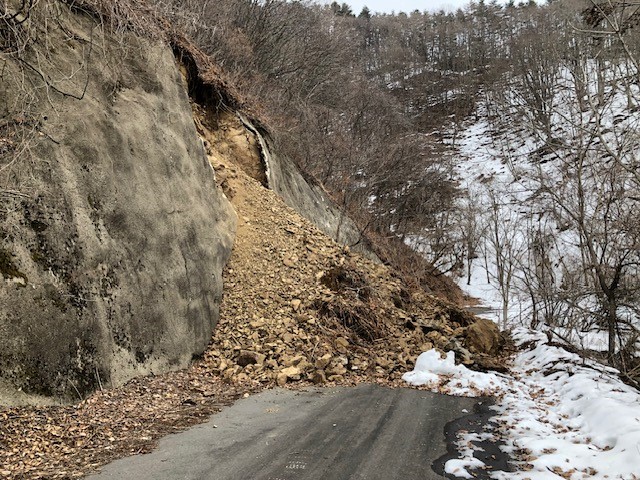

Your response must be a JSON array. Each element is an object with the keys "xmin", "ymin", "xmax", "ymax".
[{"xmin": 207, "ymin": 146, "xmax": 495, "ymax": 387}]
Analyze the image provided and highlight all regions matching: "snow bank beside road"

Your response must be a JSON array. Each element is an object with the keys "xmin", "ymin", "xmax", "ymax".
[
  {"xmin": 494, "ymin": 329, "xmax": 640, "ymax": 480},
  {"xmin": 402, "ymin": 349, "xmax": 505, "ymax": 397},
  {"xmin": 403, "ymin": 329, "xmax": 640, "ymax": 479}
]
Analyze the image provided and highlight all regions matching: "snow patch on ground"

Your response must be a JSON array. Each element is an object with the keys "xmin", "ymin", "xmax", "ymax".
[
  {"xmin": 402, "ymin": 349, "xmax": 506, "ymax": 397},
  {"xmin": 445, "ymin": 457, "xmax": 486, "ymax": 479},
  {"xmin": 403, "ymin": 329, "xmax": 640, "ymax": 479},
  {"xmin": 445, "ymin": 431, "xmax": 496, "ymax": 478},
  {"xmin": 493, "ymin": 329, "xmax": 640, "ymax": 480}
]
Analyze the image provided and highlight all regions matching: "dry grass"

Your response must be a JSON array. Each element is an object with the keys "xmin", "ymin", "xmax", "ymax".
[{"xmin": 315, "ymin": 296, "xmax": 389, "ymax": 343}]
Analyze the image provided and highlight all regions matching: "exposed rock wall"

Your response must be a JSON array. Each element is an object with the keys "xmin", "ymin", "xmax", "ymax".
[
  {"xmin": 0, "ymin": 5, "xmax": 236, "ymax": 402},
  {"xmin": 238, "ymin": 115, "xmax": 378, "ymax": 261}
]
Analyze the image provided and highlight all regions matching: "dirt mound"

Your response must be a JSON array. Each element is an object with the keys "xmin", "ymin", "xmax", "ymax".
[{"xmin": 205, "ymin": 146, "xmax": 501, "ymax": 388}]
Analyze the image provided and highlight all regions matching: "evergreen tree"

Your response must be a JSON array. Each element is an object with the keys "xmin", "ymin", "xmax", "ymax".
[
  {"xmin": 340, "ymin": 2, "xmax": 354, "ymax": 17},
  {"xmin": 359, "ymin": 6, "xmax": 371, "ymax": 19}
]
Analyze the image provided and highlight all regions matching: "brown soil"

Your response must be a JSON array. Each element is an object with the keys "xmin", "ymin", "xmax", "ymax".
[
  {"xmin": 0, "ymin": 111, "xmax": 493, "ymax": 480},
  {"xmin": 205, "ymin": 151, "xmax": 480, "ymax": 389}
]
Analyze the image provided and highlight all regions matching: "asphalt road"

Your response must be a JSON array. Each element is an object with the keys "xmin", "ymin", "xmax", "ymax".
[{"xmin": 88, "ymin": 384, "xmax": 492, "ymax": 480}]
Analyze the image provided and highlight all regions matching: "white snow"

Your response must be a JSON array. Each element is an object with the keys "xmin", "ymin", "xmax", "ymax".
[
  {"xmin": 402, "ymin": 349, "xmax": 506, "ymax": 397},
  {"xmin": 404, "ymin": 56, "xmax": 640, "ymax": 480},
  {"xmin": 445, "ymin": 431, "xmax": 495, "ymax": 478},
  {"xmin": 403, "ymin": 329, "xmax": 640, "ymax": 479},
  {"xmin": 445, "ymin": 457, "xmax": 485, "ymax": 479},
  {"xmin": 491, "ymin": 329, "xmax": 640, "ymax": 480}
]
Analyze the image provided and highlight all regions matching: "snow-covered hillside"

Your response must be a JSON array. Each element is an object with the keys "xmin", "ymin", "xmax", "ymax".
[
  {"xmin": 402, "ymin": 58, "xmax": 640, "ymax": 479},
  {"xmin": 448, "ymin": 62, "xmax": 640, "ymax": 355}
]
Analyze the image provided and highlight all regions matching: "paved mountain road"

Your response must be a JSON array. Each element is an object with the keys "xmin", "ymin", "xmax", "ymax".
[{"xmin": 88, "ymin": 384, "xmax": 489, "ymax": 480}]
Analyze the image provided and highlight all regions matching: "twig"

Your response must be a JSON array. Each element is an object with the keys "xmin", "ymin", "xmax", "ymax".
[
  {"xmin": 0, "ymin": 189, "xmax": 30, "ymax": 198},
  {"xmin": 39, "ymin": 129, "xmax": 60, "ymax": 144},
  {"xmin": 95, "ymin": 367, "xmax": 103, "ymax": 391},
  {"xmin": 546, "ymin": 327, "xmax": 576, "ymax": 347},
  {"xmin": 68, "ymin": 379, "xmax": 83, "ymax": 401},
  {"xmin": 15, "ymin": 22, "xmax": 94, "ymax": 101}
]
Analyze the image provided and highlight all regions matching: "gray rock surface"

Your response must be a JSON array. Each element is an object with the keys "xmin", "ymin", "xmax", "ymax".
[
  {"xmin": 0, "ymin": 6, "xmax": 236, "ymax": 402},
  {"xmin": 239, "ymin": 115, "xmax": 378, "ymax": 261}
]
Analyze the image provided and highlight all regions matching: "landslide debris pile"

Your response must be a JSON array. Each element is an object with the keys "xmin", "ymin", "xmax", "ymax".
[{"xmin": 205, "ymin": 148, "xmax": 506, "ymax": 388}]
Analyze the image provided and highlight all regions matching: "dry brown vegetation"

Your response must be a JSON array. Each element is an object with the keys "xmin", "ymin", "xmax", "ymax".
[{"xmin": 4, "ymin": 0, "xmax": 638, "ymax": 475}]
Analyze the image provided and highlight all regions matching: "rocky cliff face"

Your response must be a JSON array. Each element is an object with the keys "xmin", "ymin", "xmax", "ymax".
[{"xmin": 0, "ymin": 5, "xmax": 236, "ymax": 402}]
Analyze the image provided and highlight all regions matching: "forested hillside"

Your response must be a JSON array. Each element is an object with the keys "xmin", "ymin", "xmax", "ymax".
[{"xmin": 2, "ymin": 0, "xmax": 639, "ymax": 477}]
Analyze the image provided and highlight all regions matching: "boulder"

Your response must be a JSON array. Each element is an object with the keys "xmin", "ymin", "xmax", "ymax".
[
  {"xmin": 315, "ymin": 353, "xmax": 333, "ymax": 369},
  {"xmin": 280, "ymin": 366, "xmax": 302, "ymax": 381},
  {"xmin": 237, "ymin": 351, "xmax": 265, "ymax": 367},
  {"xmin": 310, "ymin": 370, "xmax": 327, "ymax": 384},
  {"xmin": 464, "ymin": 319, "xmax": 503, "ymax": 356}
]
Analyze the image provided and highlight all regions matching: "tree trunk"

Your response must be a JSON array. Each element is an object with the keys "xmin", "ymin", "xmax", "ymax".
[
  {"xmin": 606, "ymin": 295, "xmax": 617, "ymax": 365},
  {"xmin": 502, "ymin": 298, "xmax": 509, "ymax": 330}
]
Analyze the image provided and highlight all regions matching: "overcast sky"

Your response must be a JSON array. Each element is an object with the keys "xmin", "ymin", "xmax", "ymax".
[{"xmin": 319, "ymin": 0, "xmax": 476, "ymax": 14}]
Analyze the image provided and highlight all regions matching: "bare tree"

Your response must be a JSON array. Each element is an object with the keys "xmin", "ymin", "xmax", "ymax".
[
  {"xmin": 483, "ymin": 188, "xmax": 526, "ymax": 328},
  {"xmin": 457, "ymin": 188, "xmax": 486, "ymax": 286}
]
